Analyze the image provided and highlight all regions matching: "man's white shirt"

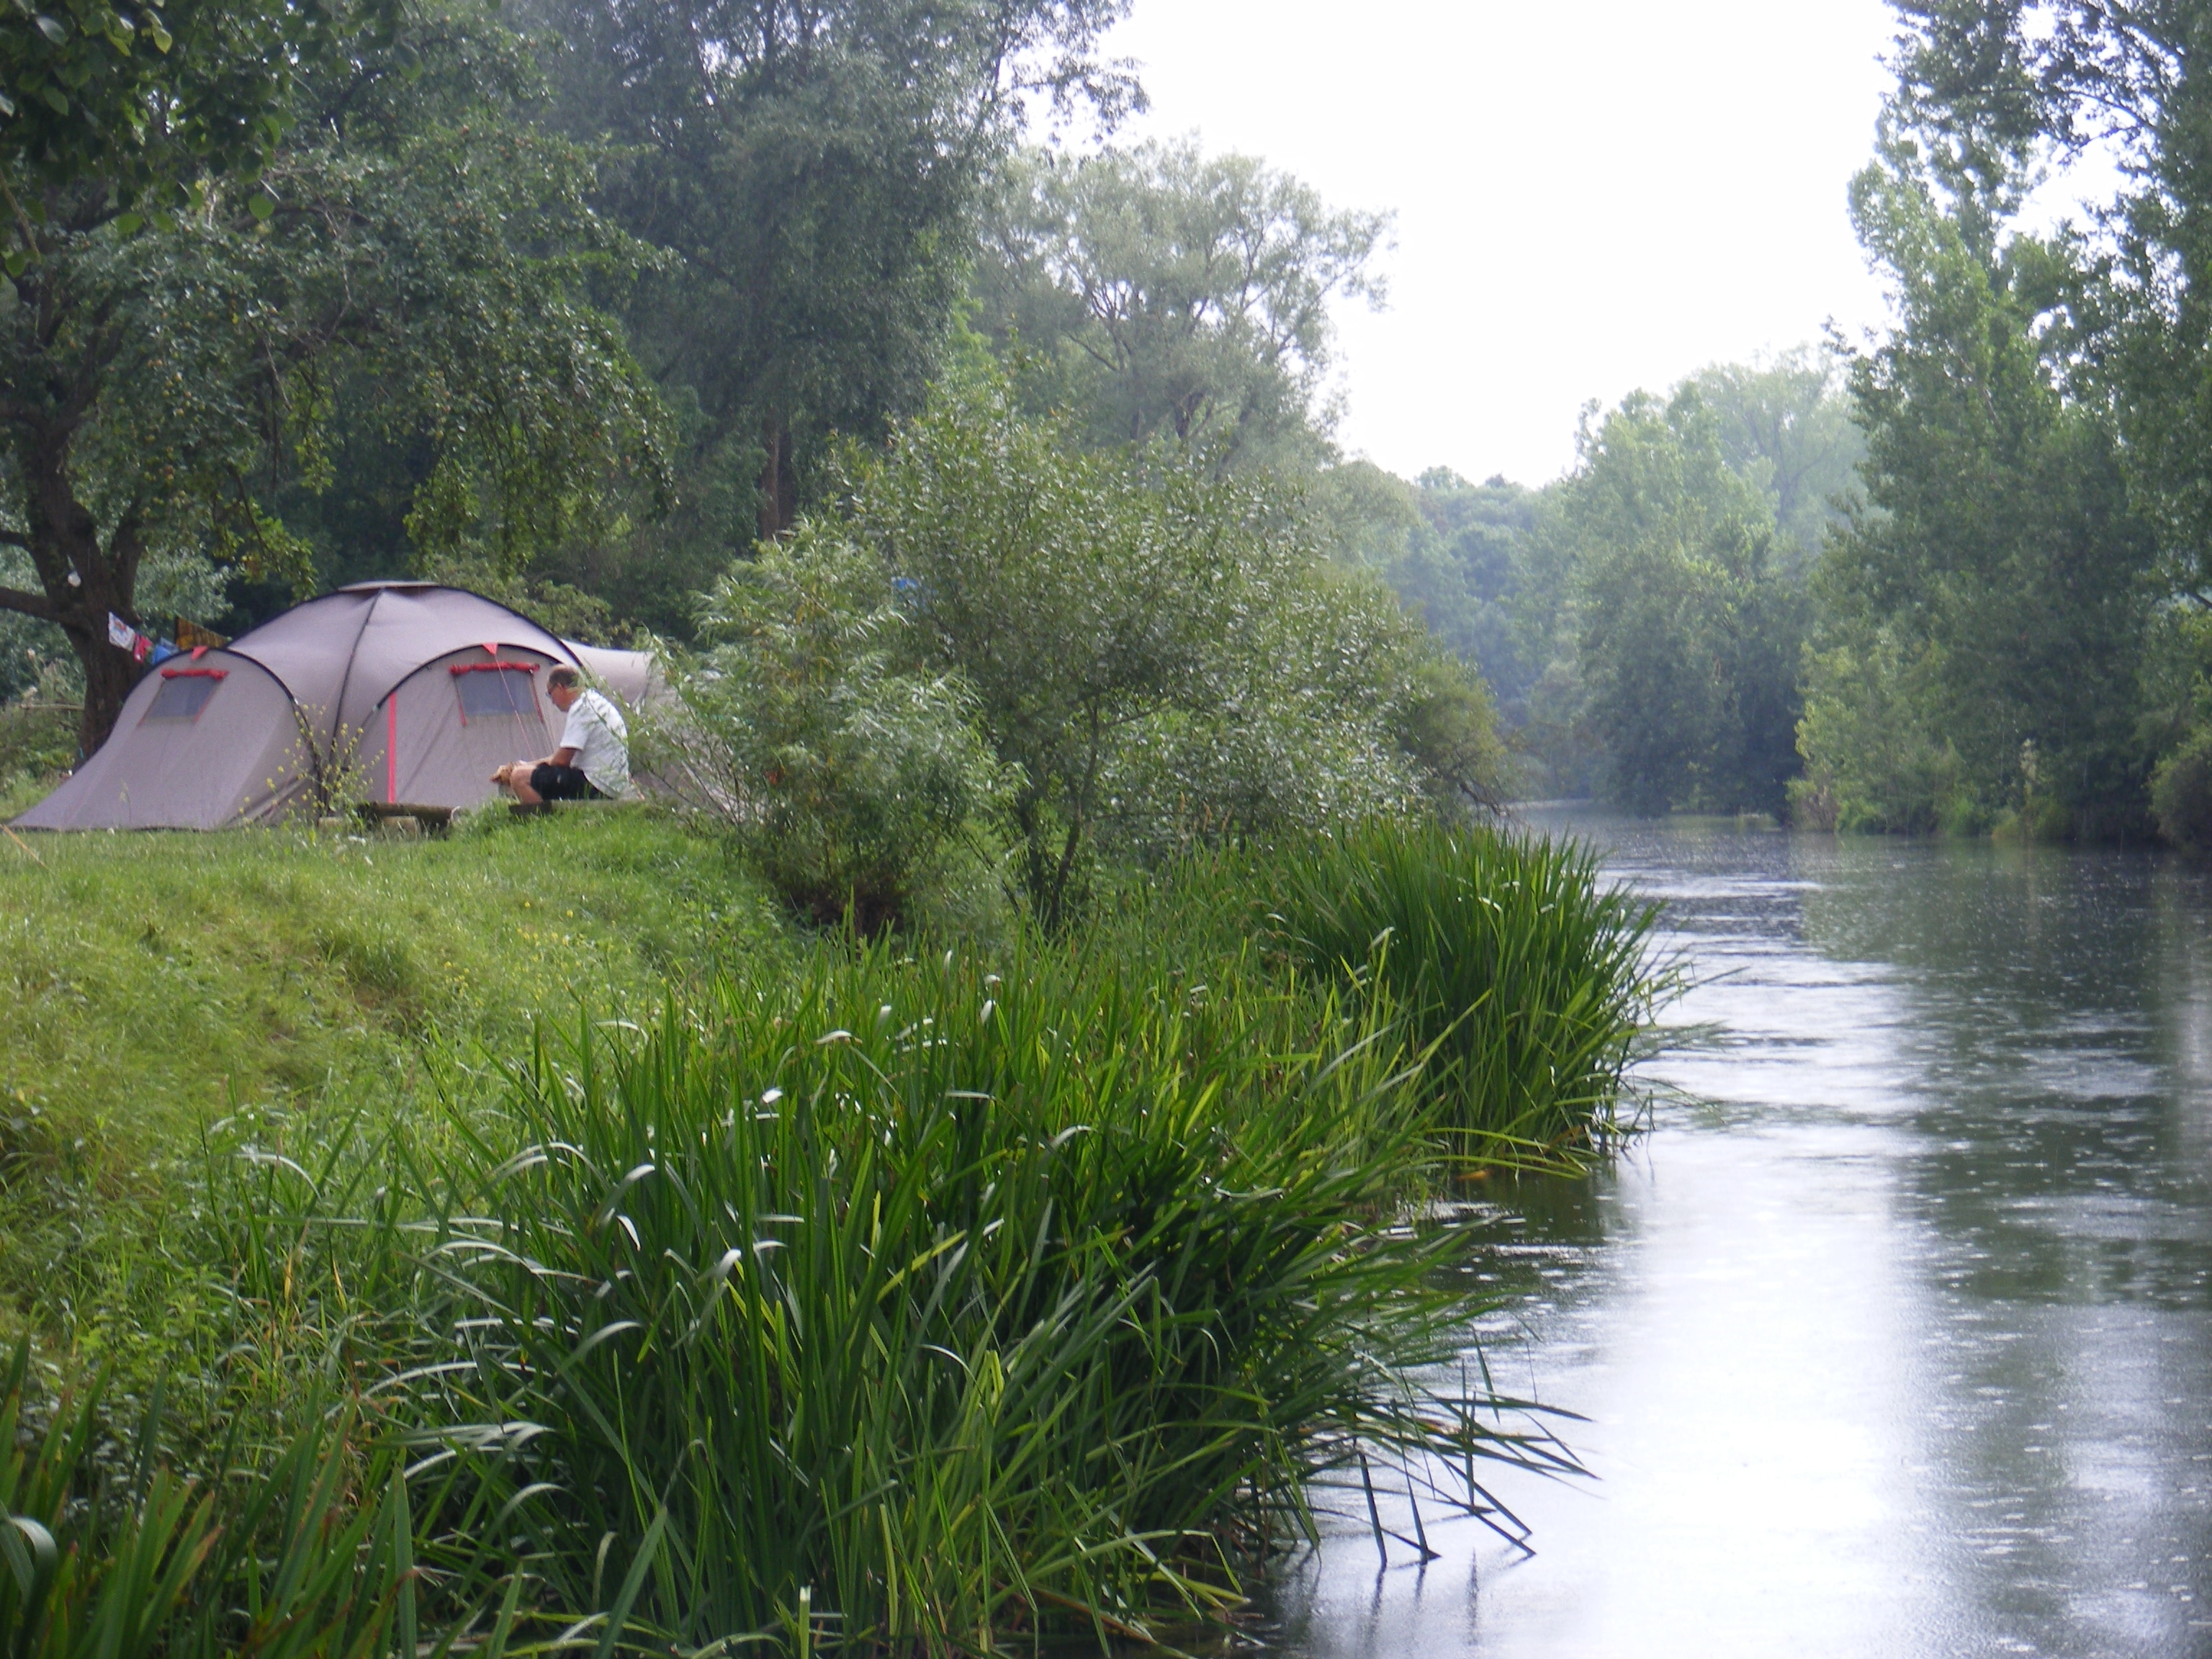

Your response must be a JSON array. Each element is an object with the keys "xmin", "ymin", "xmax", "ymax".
[{"xmin": 560, "ymin": 688, "xmax": 630, "ymax": 797}]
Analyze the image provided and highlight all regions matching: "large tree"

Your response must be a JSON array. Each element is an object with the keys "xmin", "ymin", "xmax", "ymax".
[
  {"xmin": 0, "ymin": 0, "xmax": 370, "ymax": 199},
  {"xmin": 1553, "ymin": 390, "xmax": 1807, "ymax": 817},
  {"xmin": 1889, "ymin": 4, "xmax": 2212, "ymax": 620},
  {"xmin": 1799, "ymin": 114, "xmax": 2158, "ymax": 836},
  {"xmin": 0, "ymin": 0, "xmax": 665, "ymax": 753},
  {"xmin": 521, "ymin": 0, "xmax": 1138, "ymax": 554},
  {"xmin": 974, "ymin": 138, "xmax": 1388, "ymax": 471}
]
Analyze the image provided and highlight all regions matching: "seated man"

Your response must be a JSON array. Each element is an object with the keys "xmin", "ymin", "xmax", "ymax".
[{"xmin": 494, "ymin": 665, "xmax": 630, "ymax": 805}]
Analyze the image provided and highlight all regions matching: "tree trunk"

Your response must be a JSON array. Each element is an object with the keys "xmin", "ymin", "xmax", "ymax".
[
  {"xmin": 4, "ymin": 424, "xmax": 145, "ymax": 757},
  {"xmin": 757, "ymin": 413, "xmax": 796, "ymax": 541},
  {"xmin": 66, "ymin": 608, "xmax": 140, "ymax": 758}
]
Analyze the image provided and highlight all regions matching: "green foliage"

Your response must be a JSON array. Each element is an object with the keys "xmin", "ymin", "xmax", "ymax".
[
  {"xmin": 1800, "ymin": 117, "xmax": 2160, "ymax": 839},
  {"xmin": 2152, "ymin": 726, "xmax": 2212, "ymax": 853},
  {"xmin": 1547, "ymin": 390, "xmax": 1809, "ymax": 815},
  {"xmin": 239, "ymin": 928, "xmax": 1578, "ymax": 1652},
  {"xmin": 523, "ymin": 0, "xmax": 1139, "ymax": 557},
  {"xmin": 1889, "ymin": 4, "xmax": 2212, "ymax": 619},
  {"xmin": 0, "ymin": 652, "xmax": 76, "ymax": 814},
  {"xmin": 837, "ymin": 375, "xmax": 1478, "ymax": 921},
  {"xmin": 660, "ymin": 527, "xmax": 1006, "ymax": 930},
  {"xmin": 1679, "ymin": 348, "xmax": 1865, "ymax": 570},
  {"xmin": 0, "ymin": 1345, "xmax": 487, "ymax": 1659},
  {"xmin": 1258, "ymin": 822, "xmax": 1665, "ymax": 1168},
  {"xmin": 0, "ymin": 0, "xmax": 668, "ymax": 752},
  {"xmin": 1406, "ymin": 469, "xmax": 1541, "ymax": 711},
  {"xmin": 1478, "ymin": 354, "xmax": 1856, "ymax": 808},
  {"xmin": 1393, "ymin": 652, "xmax": 1513, "ymax": 816},
  {"xmin": 0, "ymin": 0, "xmax": 376, "ymax": 202},
  {"xmin": 1092, "ymin": 559, "xmax": 1490, "ymax": 856},
  {"xmin": 1313, "ymin": 465, "xmax": 1490, "ymax": 675},
  {"xmin": 976, "ymin": 138, "xmax": 1388, "ymax": 471},
  {"xmin": 1792, "ymin": 628, "xmax": 1959, "ymax": 833}
]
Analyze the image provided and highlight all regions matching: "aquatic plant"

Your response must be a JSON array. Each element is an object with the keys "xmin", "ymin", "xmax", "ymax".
[
  {"xmin": 0, "ymin": 1341, "xmax": 510, "ymax": 1659},
  {"xmin": 1263, "ymin": 821, "xmax": 1667, "ymax": 1167},
  {"xmin": 238, "ymin": 938, "xmax": 1568, "ymax": 1653}
]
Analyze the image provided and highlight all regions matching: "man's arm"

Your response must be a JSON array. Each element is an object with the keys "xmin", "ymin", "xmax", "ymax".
[{"xmin": 541, "ymin": 745, "xmax": 580, "ymax": 768}]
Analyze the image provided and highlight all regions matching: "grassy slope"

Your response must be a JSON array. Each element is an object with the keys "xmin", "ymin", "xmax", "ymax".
[
  {"xmin": 1, "ymin": 811, "xmax": 786, "ymax": 1125},
  {"xmin": 0, "ymin": 810, "xmax": 790, "ymax": 1357}
]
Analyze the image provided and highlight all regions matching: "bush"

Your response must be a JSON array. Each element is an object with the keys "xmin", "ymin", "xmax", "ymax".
[
  {"xmin": 1795, "ymin": 631, "xmax": 1956, "ymax": 834},
  {"xmin": 845, "ymin": 374, "xmax": 1506, "ymax": 920},
  {"xmin": 0, "ymin": 659, "xmax": 80, "ymax": 819},
  {"xmin": 2153, "ymin": 725, "xmax": 2212, "ymax": 850},
  {"xmin": 1262, "ymin": 821, "xmax": 1666, "ymax": 1166},
  {"xmin": 656, "ymin": 528, "xmax": 1006, "ymax": 930}
]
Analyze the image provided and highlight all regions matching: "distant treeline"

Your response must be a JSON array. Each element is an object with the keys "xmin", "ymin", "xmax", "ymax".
[
  {"xmin": 1357, "ymin": 7, "xmax": 2212, "ymax": 845},
  {"xmin": 1325, "ymin": 351, "xmax": 1860, "ymax": 819},
  {"xmin": 9, "ymin": 0, "xmax": 2211, "ymax": 842}
]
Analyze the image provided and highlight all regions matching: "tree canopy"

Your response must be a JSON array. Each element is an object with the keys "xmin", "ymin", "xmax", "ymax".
[
  {"xmin": 1789, "ymin": 12, "xmax": 2178, "ymax": 838},
  {"xmin": 974, "ymin": 137, "xmax": 1388, "ymax": 471},
  {"xmin": 521, "ymin": 0, "xmax": 1139, "ymax": 570},
  {"xmin": 0, "ymin": 0, "xmax": 665, "ymax": 752}
]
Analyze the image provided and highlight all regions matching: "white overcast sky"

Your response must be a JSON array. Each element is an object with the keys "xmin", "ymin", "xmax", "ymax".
[{"xmin": 1099, "ymin": 0, "xmax": 1903, "ymax": 486}]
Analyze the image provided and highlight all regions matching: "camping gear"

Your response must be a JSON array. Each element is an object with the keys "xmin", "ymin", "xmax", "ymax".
[
  {"xmin": 14, "ymin": 582, "xmax": 658, "ymax": 830},
  {"xmin": 174, "ymin": 616, "xmax": 228, "ymax": 652}
]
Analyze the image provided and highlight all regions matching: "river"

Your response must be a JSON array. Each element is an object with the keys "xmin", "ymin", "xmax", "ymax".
[{"xmin": 1262, "ymin": 814, "xmax": 2212, "ymax": 1658}]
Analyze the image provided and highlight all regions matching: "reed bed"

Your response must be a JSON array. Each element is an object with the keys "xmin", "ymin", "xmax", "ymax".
[
  {"xmin": 207, "ymin": 935, "xmax": 1578, "ymax": 1654},
  {"xmin": 0, "ymin": 1344, "xmax": 523, "ymax": 1659}
]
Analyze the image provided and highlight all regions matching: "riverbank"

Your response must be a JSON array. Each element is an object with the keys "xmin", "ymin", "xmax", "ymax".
[{"xmin": 0, "ymin": 816, "xmax": 1659, "ymax": 1655}]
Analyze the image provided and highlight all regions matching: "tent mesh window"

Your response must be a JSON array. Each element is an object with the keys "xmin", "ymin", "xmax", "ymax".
[
  {"xmin": 143, "ymin": 670, "xmax": 225, "ymax": 722},
  {"xmin": 452, "ymin": 662, "xmax": 539, "ymax": 722}
]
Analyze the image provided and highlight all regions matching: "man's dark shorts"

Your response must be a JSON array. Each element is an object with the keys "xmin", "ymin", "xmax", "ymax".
[{"xmin": 529, "ymin": 763, "xmax": 603, "ymax": 801}]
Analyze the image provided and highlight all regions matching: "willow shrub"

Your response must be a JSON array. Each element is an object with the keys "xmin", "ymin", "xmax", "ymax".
[
  {"xmin": 650, "ymin": 528, "xmax": 1007, "ymax": 932},
  {"xmin": 244, "ymin": 938, "xmax": 1565, "ymax": 1654},
  {"xmin": 1259, "ymin": 821, "xmax": 1665, "ymax": 1169}
]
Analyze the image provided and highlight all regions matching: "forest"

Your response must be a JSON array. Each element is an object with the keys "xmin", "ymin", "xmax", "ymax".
[{"xmin": 8, "ymin": 4, "xmax": 2212, "ymax": 849}]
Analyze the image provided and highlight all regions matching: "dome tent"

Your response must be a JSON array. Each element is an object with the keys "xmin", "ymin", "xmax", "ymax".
[{"xmin": 14, "ymin": 582, "xmax": 657, "ymax": 830}]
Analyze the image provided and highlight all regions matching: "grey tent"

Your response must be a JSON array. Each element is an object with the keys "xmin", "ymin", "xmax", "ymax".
[{"xmin": 15, "ymin": 582, "xmax": 657, "ymax": 830}]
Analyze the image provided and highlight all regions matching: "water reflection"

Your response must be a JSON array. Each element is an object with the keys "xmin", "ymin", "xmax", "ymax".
[{"xmin": 1261, "ymin": 817, "xmax": 2212, "ymax": 1658}]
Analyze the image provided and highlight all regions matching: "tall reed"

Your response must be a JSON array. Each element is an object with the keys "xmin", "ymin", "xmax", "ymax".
[
  {"xmin": 1257, "ymin": 821, "xmax": 1667, "ymax": 1167},
  {"xmin": 0, "ymin": 1342, "xmax": 512, "ymax": 1659},
  {"xmin": 249, "ymin": 937, "xmax": 1570, "ymax": 1653}
]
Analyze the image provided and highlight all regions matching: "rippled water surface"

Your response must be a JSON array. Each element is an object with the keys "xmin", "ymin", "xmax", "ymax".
[{"xmin": 1262, "ymin": 815, "xmax": 2212, "ymax": 1658}]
